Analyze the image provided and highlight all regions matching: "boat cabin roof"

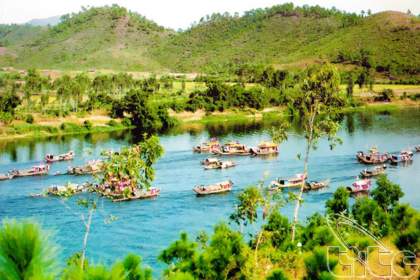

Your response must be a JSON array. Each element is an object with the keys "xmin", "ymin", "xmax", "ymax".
[{"xmin": 258, "ymin": 142, "xmax": 277, "ymax": 148}]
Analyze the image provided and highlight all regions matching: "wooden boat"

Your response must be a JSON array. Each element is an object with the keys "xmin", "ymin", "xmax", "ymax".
[
  {"xmin": 304, "ymin": 179, "xmax": 330, "ymax": 192},
  {"xmin": 45, "ymin": 183, "xmax": 89, "ymax": 197},
  {"xmin": 390, "ymin": 150, "xmax": 413, "ymax": 165},
  {"xmin": 67, "ymin": 160, "xmax": 104, "ymax": 175},
  {"xmin": 193, "ymin": 180, "xmax": 233, "ymax": 195},
  {"xmin": 193, "ymin": 138, "xmax": 220, "ymax": 153},
  {"xmin": 112, "ymin": 188, "xmax": 160, "ymax": 202},
  {"xmin": 356, "ymin": 149, "xmax": 389, "ymax": 164},
  {"xmin": 415, "ymin": 145, "xmax": 420, "ymax": 153},
  {"xmin": 10, "ymin": 165, "xmax": 49, "ymax": 177},
  {"xmin": 202, "ymin": 158, "xmax": 236, "ymax": 170},
  {"xmin": 270, "ymin": 174, "xmax": 307, "ymax": 190},
  {"xmin": 45, "ymin": 151, "xmax": 75, "ymax": 163},
  {"xmin": 213, "ymin": 141, "xmax": 251, "ymax": 156},
  {"xmin": 0, "ymin": 173, "xmax": 14, "ymax": 180},
  {"xmin": 346, "ymin": 179, "xmax": 371, "ymax": 194},
  {"xmin": 250, "ymin": 142, "xmax": 279, "ymax": 156},
  {"xmin": 360, "ymin": 165, "xmax": 387, "ymax": 178}
]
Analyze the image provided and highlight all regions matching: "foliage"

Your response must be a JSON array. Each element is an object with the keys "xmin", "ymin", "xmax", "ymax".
[
  {"xmin": 263, "ymin": 212, "xmax": 291, "ymax": 249},
  {"xmin": 325, "ymin": 187, "xmax": 350, "ymax": 215},
  {"xmin": 351, "ymin": 197, "xmax": 391, "ymax": 237},
  {"xmin": 101, "ymin": 135, "xmax": 164, "ymax": 189},
  {"xmin": 301, "ymin": 213, "xmax": 334, "ymax": 250},
  {"xmin": 304, "ymin": 248, "xmax": 337, "ymax": 280},
  {"xmin": 266, "ymin": 268, "xmax": 288, "ymax": 280},
  {"xmin": 0, "ymin": 219, "xmax": 58, "ymax": 280},
  {"xmin": 371, "ymin": 175, "xmax": 403, "ymax": 211},
  {"xmin": 229, "ymin": 186, "xmax": 264, "ymax": 226}
]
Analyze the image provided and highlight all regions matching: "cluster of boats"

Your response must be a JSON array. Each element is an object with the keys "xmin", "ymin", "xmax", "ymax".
[{"xmin": 194, "ymin": 139, "xmax": 279, "ymax": 156}]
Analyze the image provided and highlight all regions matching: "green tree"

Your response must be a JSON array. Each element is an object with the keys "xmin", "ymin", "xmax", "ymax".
[
  {"xmin": 304, "ymin": 248, "xmax": 337, "ymax": 280},
  {"xmin": 371, "ymin": 175, "xmax": 403, "ymax": 212},
  {"xmin": 290, "ymin": 63, "xmax": 344, "ymax": 241},
  {"xmin": 266, "ymin": 269, "xmax": 288, "ymax": 280},
  {"xmin": 325, "ymin": 187, "xmax": 350, "ymax": 215},
  {"xmin": 346, "ymin": 75, "xmax": 354, "ymax": 99},
  {"xmin": 23, "ymin": 69, "xmax": 42, "ymax": 111},
  {"xmin": 0, "ymin": 219, "xmax": 58, "ymax": 279}
]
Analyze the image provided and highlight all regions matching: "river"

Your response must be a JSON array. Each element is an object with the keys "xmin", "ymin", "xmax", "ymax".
[{"xmin": 0, "ymin": 109, "xmax": 419, "ymax": 272}]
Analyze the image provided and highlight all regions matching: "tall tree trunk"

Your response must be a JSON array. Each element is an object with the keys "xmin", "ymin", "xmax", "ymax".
[
  {"xmin": 291, "ymin": 110, "xmax": 316, "ymax": 242},
  {"xmin": 80, "ymin": 208, "xmax": 93, "ymax": 269}
]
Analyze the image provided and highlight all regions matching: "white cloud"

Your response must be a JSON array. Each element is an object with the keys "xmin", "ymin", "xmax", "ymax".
[{"xmin": 0, "ymin": 0, "xmax": 418, "ymax": 29}]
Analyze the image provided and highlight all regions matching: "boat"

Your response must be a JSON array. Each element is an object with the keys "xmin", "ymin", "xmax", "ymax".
[
  {"xmin": 356, "ymin": 147, "xmax": 389, "ymax": 164},
  {"xmin": 112, "ymin": 188, "xmax": 160, "ymax": 202},
  {"xmin": 213, "ymin": 141, "xmax": 251, "ymax": 156},
  {"xmin": 304, "ymin": 179, "xmax": 330, "ymax": 192},
  {"xmin": 346, "ymin": 179, "xmax": 371, "ymax": 194},
  {"xmin": 193, "ymin": 138, "xmax": 220, "ymax": 153},
  {"xmin": 360, "ymin": 165, "xmax": 387, "ymax": 178},
  {"xmin": 67, "ymin": 160, "xmax": 104, "ymax": 175},
  {"xmin": 270, "ymin": 174, "xmax": 307, "ymax": 190},
  {"xmin": 45, "ymin": 183, "xmax": 89, "ymax": 197},
  {"xmin": 10, "ymin": 165, "xmax": 50, "ymax": 177},
  {"xmin": 250, "ymin": 142, "xmax": 279, "ymax": 156},
  {"xmin": 0, "ymin": 173, "xmax": 14, "ymax": 180},
  {"xmin": 45, "ymin": 151, "xmax": 75, "ymax": 163},
  {"xmin": 390, "ymin": 150, "xmax": 413, "ymax": 165},
  {"xmin": 415, "ymin": 145, "xmax": 420, "ymax": 153},
  {"xmin": 193, "ymin": 180, "xmax": 233, "ymax": 195},
  {"xmin": 202, "ymin": 158, "xmax": 236, "ymax": 170}
]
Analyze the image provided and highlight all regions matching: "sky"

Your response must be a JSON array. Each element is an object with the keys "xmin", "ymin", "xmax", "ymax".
[{"xmin": 0, "ymin": 0, "xmax": 419, "ymax": 29}]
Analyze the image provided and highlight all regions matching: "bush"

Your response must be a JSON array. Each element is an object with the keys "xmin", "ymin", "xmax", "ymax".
[
  {"xmin": 107, "ymin": 119, "xmax": 118, "ymax": 127},
  {"xmin": 266, "ymin": 269, "xmax": 288, "ymax": 280},
  {"xmin": 304, "ymin": 248, "xmax": 337, "ymax": 280},
  {"xmin": 0, "ymin": 112, "xmax": 13, "ymax": 124},
  {"xmin": 25, "ymin": 114, "xmax": 34, "ymax": 124},
  {"xmin": 122, "ymin": 118, "xmax": 131, "ymax": 127},
  {"xmin": 83, "ymin": 120, "xmax": 93, "ymax": 130}
]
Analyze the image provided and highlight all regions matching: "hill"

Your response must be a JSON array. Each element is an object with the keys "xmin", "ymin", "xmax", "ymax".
[
  {"xmin": 0, "ymin": 3, "xmax": 419, "ymax": 76},
  {"xmin": 27, "ymin": 15, "xmax": 62, "ymax": 26},
  {"xmin": 0, "ymin": 5, "xmax": 172, "ymax": 71}
]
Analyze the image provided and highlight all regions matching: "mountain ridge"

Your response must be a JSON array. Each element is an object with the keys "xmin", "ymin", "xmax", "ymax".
[{"xmin": 0, "ymin": 4, "xmax": 419, "ymax": 77}]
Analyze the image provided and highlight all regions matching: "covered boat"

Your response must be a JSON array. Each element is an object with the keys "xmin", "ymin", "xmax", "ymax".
[
  {"xmin": 346, "ymin": 179, "xmax": 371, "ymax": 194},
  {"xmin": 112, "ymin": 188, "xmax": 160, "ymax": 202},
  {"xmin": 202, "ymin": 158, "xmax": 236, "ymax": 170},
  {"xmin": 67, "ymin": 160, "xmax": 104, "ymax": 175},
  {"xmin": 45, "ymin": 151, "xmax": 75, "ymax": 163},
  {"xmin": 356, "ymin": 148, "xmax": 389, "ymax": 164},
  {"xmin": 10, "ymin": 165, "xmax": 50, "ymax": 177},
  {"xmin": 213, "ymin": 141, "xmax": 250, "ymax": 156},
  {"xmin": 193, "ymin": 180, "xmax": 233, "ymax": 195},
  {"xmin": 250, "ymin": 142, "xmax": 279, "ymax": 156},
  {"xmin": 270, "ymin": 174, "xmax": 307, "ymax": 190},
  {"xmin": 45, "ymin": 183, "xmax": 89, "ymax": 197},
  {"xmin": 304, "ymin": 179, "xmax": 330, "ymax": 192},
  {"xmin": 360, "ymin": 165, "xmax": 387, "ymax": 178},
  {"xmin": 390, "ymin": 150, "xmax": 413, "ymax": 165},
  {"xmin": 193, "ymin": 138, "xmax": 220, "ymax": 153}
]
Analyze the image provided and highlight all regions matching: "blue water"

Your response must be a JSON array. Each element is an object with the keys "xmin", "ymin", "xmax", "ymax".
[{"xmin": 0, "ymin": 109, "xmax": 419, "ymax": 273}]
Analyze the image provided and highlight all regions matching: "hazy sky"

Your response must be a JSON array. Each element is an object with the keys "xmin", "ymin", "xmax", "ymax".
[{"xmin": 1, "ymin": 0, "xmax": 419, "ymax": 29}]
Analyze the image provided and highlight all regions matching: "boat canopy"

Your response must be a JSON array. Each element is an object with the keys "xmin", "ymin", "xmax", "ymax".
[{"xmin": 258, "ymin": 142, "xmax": 277, "ymax": 148}]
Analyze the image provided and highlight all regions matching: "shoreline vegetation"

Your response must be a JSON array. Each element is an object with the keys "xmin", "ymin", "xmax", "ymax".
[{"xmin": 1, "ymin": 101, "xmax": 419, "ymax": 142}]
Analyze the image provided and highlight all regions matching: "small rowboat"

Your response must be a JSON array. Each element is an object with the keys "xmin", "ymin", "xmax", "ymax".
[
  {"xmin": 390, "ymin": 150, "xmax": 413, "ymax": 165},
  {"xmin": 10, "ymin": 165, "xmax": 49, "ymax": 177},
  {"xmin": 45, "ymin": 151, "xmax": 75, "ymax": 163},
  {"xmin": 250, "ymin": 142, "xmax": 279, "ymax": 156},
  {"xmin": 193, "ymin": 138, "xmax": 220, "ymax": 153},
  {"xmin": 304, "ymin": 179, "xmax": 330, "ymax": 192},
  {"xmin": 213, "ymin": 141, "xmax": 251, "ymax": 156},
  {"xmin": 356, "ymin": 151, "xmax": 389, "ymax": 164},
  {"xmin": 193, "ymin": 180, "xmax": 233, "ymax": 196},
  {"xmin": 112, "ymin": 188, "xmax": 160, "ymax": 202},
  {"xmin": 346, "ymin": 179, "xmax": 371, "ymax": 194},
  {"xmin": 360, "ymin": 165, "xmax": 387, "ymax": 178},
  {"xmin": 270, "ymin": 173, "xmax": 307, "ymax": 190},
  {"xmin": 0, "ymin": 173, "xmax": 14, "ymax": 180},
  {"xmin": 202, "ymin": 158, "xmax": 236, "ymax": 170}
]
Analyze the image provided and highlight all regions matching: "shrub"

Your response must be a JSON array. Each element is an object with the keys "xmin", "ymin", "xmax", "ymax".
[
  {"xmin": 122, "ymin": 118, "xmax": 132, "ymax": 127},
  {"xmin": 25, "ymin": 114, "xmax": 34, "ymax": 124},
  {"xmin": 107, "ymin": 119, "xmax": 118, "ymax": 127},
  {"xmin": 304, "ymin": 248, "xmax": 337, "ymax": 280},
  {"xmin": 83, "ymin": 120, "xmax": 93, "ymax": 130},
  {"xmin": 266, "ymin": 268, "xmax": 288, "ymax": 280}
]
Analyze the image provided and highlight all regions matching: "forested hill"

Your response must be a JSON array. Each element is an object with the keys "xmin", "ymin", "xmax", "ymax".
[{"xmin": 0, "ymin": 3, "xmax": 419, "ymax": 76}]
